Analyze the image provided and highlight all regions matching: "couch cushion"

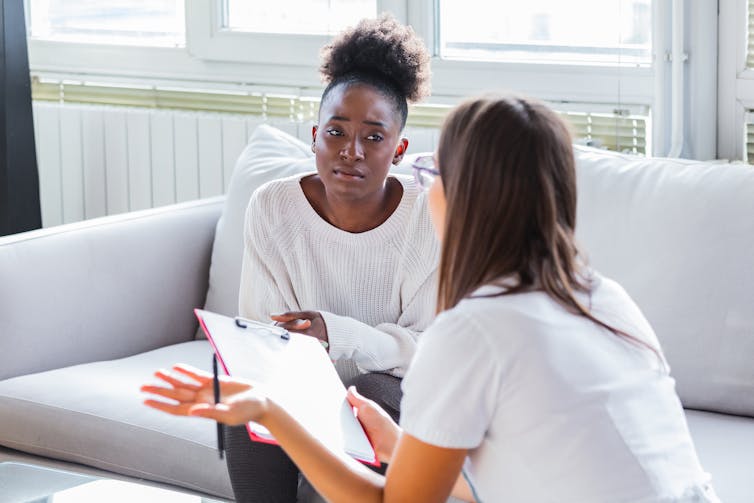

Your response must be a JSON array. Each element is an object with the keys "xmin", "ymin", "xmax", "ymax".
[
  {"xmin": 200, "ymin": 125, "xmax": 314, "ymax": 327},
  {"xmin": 0, "ymin": 198, "xmax": 221, "ymax": 381},
  {"xmin": 0, "ymin": 340, "xmax": 232, "ymax": 499},
  {"xmin": 685, "ymin": 410, "xmax": 754, "ymax": 503},
  {"xmin": 574, "ymin": 146, "xmax": 754, "ymax": 417}
]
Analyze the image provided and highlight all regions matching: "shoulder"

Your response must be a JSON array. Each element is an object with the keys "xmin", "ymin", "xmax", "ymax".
[
  {"xmin": 250, "ymin": 172, "xmax": 309, "ymax": 207},
  {"xmin": 391, "ymin": 174, "xmax": 423, "ymax": 216},
  {"xmin": 459, "ymin": 286, "xmax": 552, "ymax": 324},
  {"xmin": 390, "ymin": 175, "xmax": 440, "ymax": 259},
  {"xmin": 427, "ymin": 288, "xmax": 563, "ymax": 352},
  {"xmin": 581, "ymin": 271, "xmax": 644, "ymax": 323},
  {"xmin": 419, "ymin": 300, "xmax": 502, "ymax": 355},
  {"xmin": 589, "ymin": 272, "xmax": 633, "ymax": 305},
  {"xmin": 408, "ymin": 307, "xmax": 497, "ymax": 391},
  {"xmin": 246, "ymin": 173, "xmax": 312, "ymax": 228},
  {"xmin": 587, "ymin": 271, "xmax": 659, "ymax": 347}
]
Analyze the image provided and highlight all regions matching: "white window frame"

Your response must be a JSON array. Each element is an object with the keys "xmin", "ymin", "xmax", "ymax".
[
  {"xmin": 184, "ymin": 0, "xmax": 657, "ymax": 148},
  {"xmin": 24, "ymin": 0, "xmax": 329, "ymax": 90},
  {"xmin": 185, "ymin": 0, "xmax": 656, "ymax": 104},
  {"xmin": 185, "ymin": 0, "xmax": 408, "ymax": 67},
  {"xmin": 25, "ymin": 0, "xmax": 657, "ymax": 101},
  {"xmin": 185, "ymin": 0, "xmax": 330, "ymax": 66},
  {"xmin": 718, "ymin": 0, "xmax": 750, "ymax": 161}
]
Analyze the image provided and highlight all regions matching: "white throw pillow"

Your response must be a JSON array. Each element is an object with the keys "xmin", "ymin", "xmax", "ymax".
[
  {"xmin": 199, "ymin": 125, "xmax": 314, "ymax": 330},
  {"xmin": 574, "ymin": 146, "xmax": 754, "ymax": 417}
]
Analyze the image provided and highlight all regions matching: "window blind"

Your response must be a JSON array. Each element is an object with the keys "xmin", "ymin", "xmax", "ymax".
[
  {"xmin": 746, "ymin": 113, "xmax": 754, "ymax": 163},
  {"xmin": 32, "ymin": 78, "xmax": 649, "ymax": 155},
  {"xmin": 562, "ymin": 111, "xmax": 647, "ymax": 155}
]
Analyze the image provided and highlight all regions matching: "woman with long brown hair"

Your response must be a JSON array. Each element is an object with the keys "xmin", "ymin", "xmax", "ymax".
[{"xmin": 143, "ymin": 94, "xmax": 718, "ymax": 502}]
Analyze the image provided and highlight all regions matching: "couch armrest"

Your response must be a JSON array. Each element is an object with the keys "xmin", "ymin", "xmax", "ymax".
[{"xmin": 0, "ymin": 197, "xmax": 224, "ymax": 380}]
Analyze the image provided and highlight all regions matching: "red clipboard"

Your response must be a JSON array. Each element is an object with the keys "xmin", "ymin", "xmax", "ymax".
[{"xmin": 195, "ymin": 308, "xmax": 378, "ymax": 466}]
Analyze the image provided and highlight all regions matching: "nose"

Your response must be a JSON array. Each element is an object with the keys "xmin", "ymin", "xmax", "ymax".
[{"xmin": 340, "ymin": 138, "xmax": 364, "ymax": 162}]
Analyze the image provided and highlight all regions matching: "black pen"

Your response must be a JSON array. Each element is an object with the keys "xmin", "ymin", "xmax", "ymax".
[{"xmin": 212, "ymin": 354, "xmax": 224, "ymax": 459}]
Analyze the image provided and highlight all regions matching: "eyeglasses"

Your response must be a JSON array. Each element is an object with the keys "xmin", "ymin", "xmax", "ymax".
[{"xmin": 411, "ymin": 155, "xmax": 440, "ymax": 190}]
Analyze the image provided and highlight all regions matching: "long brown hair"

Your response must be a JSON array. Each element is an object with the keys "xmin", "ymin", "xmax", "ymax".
[{"xmin": 436, "ymin": 94, "xmax": 660, "ymax": 357}]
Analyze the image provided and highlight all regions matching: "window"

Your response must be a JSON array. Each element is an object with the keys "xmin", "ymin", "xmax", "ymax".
[
  {"xmin": 429, "ymin": 0, "xmax": 655, "ymax": 155},
  {"xmin": 742, "ymin": 0, "xmax": 754, "ymax": 163},
  {"xmin": 225, "ymin": 0, "xmax": 376, "ymax": 36},
  {"xmin": 439, "ymin": 0, "xmax": 651, "ymax": 66},
  {"xmin": 719, "ymin": 0, "xmax": 754, "ymax": 161},
  {"xmin": 29, "ymin": 0, "xmax": 185, "ymax": 47},
  {"xmin": 184, "ymin": 0, "xmax": 380, "ymax": 66},
  {"xmin": 25, "ymin": 1, "xmax": 722, "ymax": 159},
  {"xmin": 748, "ymin": 0, "xmax": 754, "ymax": 70}
]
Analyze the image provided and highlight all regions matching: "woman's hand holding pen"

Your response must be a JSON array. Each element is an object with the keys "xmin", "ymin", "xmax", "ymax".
[
  {"xmin": 271, "ymin": 311, "xmax": 329, "ymax": 349},
  {"xmin": 141, "ymin": 364, "xmax": 269, "ymax": 425}
]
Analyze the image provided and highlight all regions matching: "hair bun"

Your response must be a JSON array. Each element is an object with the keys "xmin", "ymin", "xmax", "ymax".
[{"xmin": 319, "ymin": 13, "xmax": 431, "ymax": 103}]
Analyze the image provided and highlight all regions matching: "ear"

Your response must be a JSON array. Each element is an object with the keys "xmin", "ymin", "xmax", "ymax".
[
  {"xmin": 311, "ymin": 125, "xmax": 318, "ymax": 153},
  {"xmin": 392, "ymin": 138, "xmax": 409, "ymax": 165}
]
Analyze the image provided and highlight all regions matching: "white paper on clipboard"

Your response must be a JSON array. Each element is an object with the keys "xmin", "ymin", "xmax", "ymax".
[{"xmin": 194, "ymin": 308, "xmax": 377, "ymax": 465}]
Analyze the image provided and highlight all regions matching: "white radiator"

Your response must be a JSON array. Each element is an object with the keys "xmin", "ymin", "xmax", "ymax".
[{"xmin": 31, "ymin": 101, "xmax": 439, "ymax": 228}]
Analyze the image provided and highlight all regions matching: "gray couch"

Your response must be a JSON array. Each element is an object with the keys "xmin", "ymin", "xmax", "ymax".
[
  {"xmin": 0, "ymin": 197, "xmax": 235, "ymax": 499},
  {"xmin": 1, "ymin": 126, "xmax": 753, "ymax": 502}
]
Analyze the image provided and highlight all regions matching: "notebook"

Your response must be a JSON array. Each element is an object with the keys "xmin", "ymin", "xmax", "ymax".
[{"xmin": 194, "ymin": 309, "xmax": 378, "ymax": 466}]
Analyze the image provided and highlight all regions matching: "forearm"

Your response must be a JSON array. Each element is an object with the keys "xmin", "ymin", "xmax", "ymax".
[
  {"xmin": 322, "ymin": 312, "xmax": 418, "ymax": 375},
  {"xmin": 272, "ymin": 402, "xmax": 473, "ymax": 503},
  {"xmin": 263, "ymin": 400, "xmax": 385, "ymax": 503},
  {"xmin": 322, "ymin": 271, "xmax": 437, "ymax": 374},
  {"xmin": 384, "ymin": 426, "xmax": 474, "ymax": 502}
]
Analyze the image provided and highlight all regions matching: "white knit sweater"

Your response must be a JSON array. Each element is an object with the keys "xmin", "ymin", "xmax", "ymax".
[{"xmin": 239, "ymin": 172, "xmax": 440, "ymax": 378}]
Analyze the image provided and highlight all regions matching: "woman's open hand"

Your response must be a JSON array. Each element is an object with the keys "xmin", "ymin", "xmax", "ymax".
[
  {"xmin": 141, "ymin": 363, "xmax": 269, "ymax": 425},
  {"xmin": 347, "ymin": 386, "xmax": 401, "ymax": 464}
]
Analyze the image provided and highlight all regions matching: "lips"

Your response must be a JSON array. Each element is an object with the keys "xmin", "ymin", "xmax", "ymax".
[{"xmin": 333, "ymin": 169, "xmax": 365, "ymax": 179}]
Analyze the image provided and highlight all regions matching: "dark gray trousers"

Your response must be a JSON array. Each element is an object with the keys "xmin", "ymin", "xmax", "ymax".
[{"xmin": 224, "ymin": 372, "xmax": 402, "ymax": 503}]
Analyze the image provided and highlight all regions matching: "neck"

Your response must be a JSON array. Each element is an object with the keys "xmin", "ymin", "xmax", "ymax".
[
  {"xmin": 322, "ymin": 185, "xmax": 392, "ymax": 233},
  {"xmin": 302, "ymin": 177, "xmax": 402, "ymax": 233}
]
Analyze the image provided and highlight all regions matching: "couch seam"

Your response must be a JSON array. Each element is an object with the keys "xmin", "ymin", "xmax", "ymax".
[
  {"xmin": 0, "ymin": 396, "xmax": 211, "ymax": 448},
  {"xmin": 0, "ymin": 438, "xmax": 227, "ymax": 497},
  {"xmin": 0, "ymin": 197, "xmax": 224, "ymax": 247}
]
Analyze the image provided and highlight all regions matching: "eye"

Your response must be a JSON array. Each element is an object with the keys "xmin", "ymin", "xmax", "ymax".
[
  {"xmin": 326, "ymin": 128, "xmax": 344, "ymax": 136},
  {"xmin": 366, "ymin": 133, "xmax": 384, "ymax": 142}
]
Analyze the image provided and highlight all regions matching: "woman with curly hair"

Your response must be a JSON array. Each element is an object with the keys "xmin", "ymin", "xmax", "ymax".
[{"xmin": 223, "ymin": 14, "xmax": 436, "ymax": 502}]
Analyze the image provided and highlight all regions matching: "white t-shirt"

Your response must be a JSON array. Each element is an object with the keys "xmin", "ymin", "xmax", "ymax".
[{"xmin": 400, "ymin": 273, "xmax": 717, "ymax": 503}]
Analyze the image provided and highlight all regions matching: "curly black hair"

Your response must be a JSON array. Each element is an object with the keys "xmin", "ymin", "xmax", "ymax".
[{"xmin": 318, "ymin": 13, "xmax": 431, "ymax": 129}]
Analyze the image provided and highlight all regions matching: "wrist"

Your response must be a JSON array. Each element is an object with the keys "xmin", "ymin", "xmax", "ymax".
[
  {"xmin": 318, "ymin": 313, "xmax": 329, "ymax": 345},
  {"xmin": 256, "ymin": 397, "xmax": 280, "ymax": 428},
  {"xmin": 313, "ymin": 313, "xmax": 330, "ymax": 351},
  {"xmin": 385, "ymin": 425, "xmax": 402, "ymax": 463}
]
